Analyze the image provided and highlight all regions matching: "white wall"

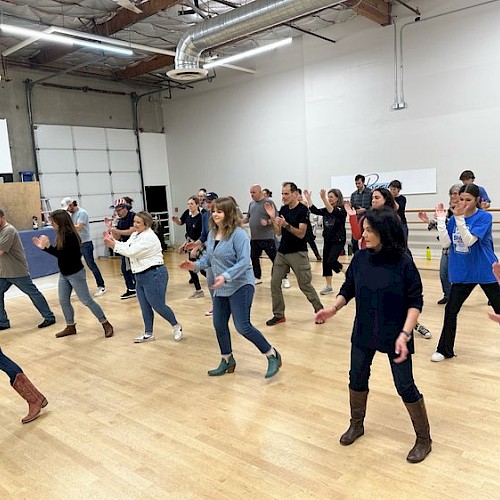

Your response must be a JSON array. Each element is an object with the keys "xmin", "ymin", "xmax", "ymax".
[{"xmin": 163, "ymin": 0, "xmax": 500, "ymax": 248}]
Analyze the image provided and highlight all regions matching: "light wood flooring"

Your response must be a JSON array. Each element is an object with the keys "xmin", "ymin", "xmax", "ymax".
[{"xmin": 1, "ymin": 252, "xmax": 500, "ymax": 499}]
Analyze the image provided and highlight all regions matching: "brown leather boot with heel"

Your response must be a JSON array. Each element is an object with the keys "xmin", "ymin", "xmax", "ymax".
[
  {"xmin": 12, "ymin": 373, "xmax": 48, "ymax": 424},
  {"xmin": 55, "ymin": 324, "xmax": 77, "ymax": 338},
  {"xmin": 101, "ymin": 320, "xmax": 114, "ymax": 338},
  {"xmin": 404, "ymin": 396, "xmax": 432, "ymax": 463},
  {"xmin": 340, "ymin": 388, "xmax": 369, "ymax": 446}
]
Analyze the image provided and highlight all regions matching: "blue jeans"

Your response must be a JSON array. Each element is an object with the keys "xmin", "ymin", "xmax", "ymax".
[
  {"xmin": 81, "ymin": 241, "xmax": 105, "ymax": 288},
  {"xmin": 121, "ymin": 256, "xmax": 136, "ymax": 291},
  {"xmin": 0, "ymin": 346, "xmax": 22, "ymax": 384},
  {"xmin": 439, "ymin": 251, "xmax": 451, "ymax": 299},
  {"xmin": 212, "ymin": 284, "xmax": 271, "ymax": 355},
  {"xmin": 0, "ymin": 276, "xmax": 55, "ymax": 328},
  {"xmin": 135, "ymin": 265, "xmax": 178, "ymax": 333},
  {"xmin": 59, "ymin": 268, "xmax": 106, "ymax": 324},
  {"xmin": 349, "ymin": 344, "xmax": 421, "ymax": 403}
]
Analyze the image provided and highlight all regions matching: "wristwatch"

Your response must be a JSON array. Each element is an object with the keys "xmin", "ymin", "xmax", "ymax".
[{"xmin": 401, "ymin": 329, "xmax": 412, "ymax": 340}]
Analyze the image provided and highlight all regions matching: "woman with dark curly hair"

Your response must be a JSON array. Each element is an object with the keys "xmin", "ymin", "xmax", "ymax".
[{"xmin": 316, "ymin": 208, "xmax": 431, "ymax": 463}]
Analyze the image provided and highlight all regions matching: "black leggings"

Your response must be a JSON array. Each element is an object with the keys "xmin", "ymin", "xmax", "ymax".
[
  {"xmin": 322, "ymin": 240, "xmax": 345, "ymax": 276},
  {"xmin": 349, "ymin": 344, "xmax": 421, "ymax": 403},
  {"xmin": 437, "ymin": 282, "xmax": 500, "ymax": 358}
]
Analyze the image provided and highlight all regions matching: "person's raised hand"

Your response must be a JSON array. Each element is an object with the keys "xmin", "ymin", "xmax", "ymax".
[
  {"xmin": 435, "ymin": 203, "xmax": 447, "ymax": 218},
  {"xmin": 418, "ymin": 211, "xmax": 429, "ymax": 224},
  {"xmin": 344, "ymin": 201, "xmax": 356, "ymax": 217}
]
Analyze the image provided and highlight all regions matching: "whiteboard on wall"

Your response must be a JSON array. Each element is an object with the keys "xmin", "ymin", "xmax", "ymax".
[
  {"xmin": 0, "ymin": 119, "xmax": 13, "ymax": 173},
  {"xmin": 332, "ymin": 168, "xmax": 437, "ymax": 198}
]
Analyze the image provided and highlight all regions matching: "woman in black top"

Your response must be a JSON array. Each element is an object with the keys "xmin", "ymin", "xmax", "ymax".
[
  {"xmin": 33, "ymin": 209, "xmax": 113, "ymax": 339},
  {"xmin": 304, "ymin": 189, "xmax": 347, "ymax": 295},
  {"xmin": 316, "ymin": 208, "xmax": 431, "ymax": 463},
  {"xmin": 172, "ymin": 196, "xmax": 204, "ymax": 298},
  {"xmin": 388, "ymin": 180, "xmax": 408, "ymax": 241}
]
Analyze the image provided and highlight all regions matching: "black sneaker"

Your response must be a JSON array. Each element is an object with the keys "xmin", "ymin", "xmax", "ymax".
[
  {"xmin": 38, "ymin": 318, "xmax": 56, "ymax": 328},
  {"xmin": 121, "ymin": 290, "xmax": 137, "ymax": 300},
  {"xmin": 266, "ymin": 316, "xmax": 286, "ymax": 326},
  {"xmin": 437, "ymin": 297, "xmax": 448, "ymax": 305}
]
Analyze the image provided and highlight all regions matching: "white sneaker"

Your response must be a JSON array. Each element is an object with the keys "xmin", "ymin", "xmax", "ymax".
[
  {"xmin": 134, "ymin": 333, "xmax": 155, "ymax": 343},
  {"xmin": 173, "ymin": 324, "xmax": 183, "ymax": 342},
  {"xmin": 94, "ymin": 287, "xmax": 106, "ymax": 297},
  {"xmin": 282, "ymin": 278, "xmax": 291, "ymax": 289},
  {"xmin": 254, "ymin": 278, "xmax": 263, "ymax": 285},
  {"xmin": 320, "ymin": 286, "xmax": 333, "ymax": 295},
  {"xmin": 204, "ymin": 308, "xmax": 213, "ymax": 316},
  {"xmin": 430, "ymin": 352, "xmax": 445, "ymax": 362},
  {"xmin": 189, "ymin": 290, "xmax": 205, "ymax": 299}
]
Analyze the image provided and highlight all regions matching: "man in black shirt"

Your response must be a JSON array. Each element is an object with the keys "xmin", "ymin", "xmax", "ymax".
[{"xmin": 265, "ymin": 182, "xmax": 324, "ymax": 326}]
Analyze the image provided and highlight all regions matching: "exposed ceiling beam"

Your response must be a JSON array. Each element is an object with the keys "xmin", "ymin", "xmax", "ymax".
[
  {"xmin": 96, "ymin": 0, "xmax": 180, "ymax": 35},
  {"xmin": 116, "ymin": 54, "xmax": 175, "ymax": 79},
  {"xmin": 29, "ymin": 0, "xmax": 179, "ymax": 65},
  {"xmin": 344, "ymin": 0, "xmax": 392, "ymax": 26}
]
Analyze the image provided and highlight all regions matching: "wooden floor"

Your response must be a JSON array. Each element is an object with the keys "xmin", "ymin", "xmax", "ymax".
[{"xmin": 1, "ymin": 252, "xmax": 500, "ymax": 499}]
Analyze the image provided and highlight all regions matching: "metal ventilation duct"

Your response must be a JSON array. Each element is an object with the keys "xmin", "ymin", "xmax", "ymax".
[{"xmin": 167, "ymin": 0, "xmax": 348, "ymax": 81}]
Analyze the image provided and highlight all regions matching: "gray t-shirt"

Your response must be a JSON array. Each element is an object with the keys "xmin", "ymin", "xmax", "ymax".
[
  {"xmin": 247, "ymin": 198, "xmax": 276, "ymax": 240},
  {"xmin": 0, "ymin": 223, "xmax": 30, "ymax": 278},
  {"xmin": 71, "ymin": 207, "xmax": 91, "ymax": 244}
]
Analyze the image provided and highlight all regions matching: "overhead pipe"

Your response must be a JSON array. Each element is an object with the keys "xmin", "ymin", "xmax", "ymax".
[
  {"xmin": 395, "ymin": 0, "xmax": 500, "ymax": 109},
  {"xmin": 167, "ymin": 0, "xmax": 349, "ymax": 81}
]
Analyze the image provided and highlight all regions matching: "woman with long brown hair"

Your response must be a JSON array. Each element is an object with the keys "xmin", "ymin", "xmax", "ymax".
[
  {"xmin": 181, "ymin": 197, "xmax": 281, "ymax": 378},
  {"xmin": 32, "ymin": 209, "xmax": 113, "ymax": 339}
]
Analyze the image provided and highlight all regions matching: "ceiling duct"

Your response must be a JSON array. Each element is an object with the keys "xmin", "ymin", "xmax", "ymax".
[{"xmin": 167, "ymin": 0, "xmax": 348, "ymax": 81}]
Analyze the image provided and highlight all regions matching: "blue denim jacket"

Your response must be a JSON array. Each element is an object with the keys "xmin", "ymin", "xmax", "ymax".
[{"xmin": 194, "ymin": 227, "xmax": 254, "ymax": 297}]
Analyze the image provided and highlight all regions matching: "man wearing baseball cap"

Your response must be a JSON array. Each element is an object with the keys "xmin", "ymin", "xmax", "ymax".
[
  {"xmin": 105, "ymin": 197, "xmax": 136, "ymax": 299},
  {"xmin": 61, "ymin": 197, "xmax": 106, "ymax": 297}
]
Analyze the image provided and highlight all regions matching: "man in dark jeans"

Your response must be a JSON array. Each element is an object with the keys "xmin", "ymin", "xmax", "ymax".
[
  {"xmin": 61, "ymin": 197, "xmax": 106, "ymax": 297},
  {"xmin": 349, "ymin": 174, "xmax": 372, "ymax": 254},
  {"xmin": 106, "ymin": 198, "xmax": 136, "ymax": 299}
]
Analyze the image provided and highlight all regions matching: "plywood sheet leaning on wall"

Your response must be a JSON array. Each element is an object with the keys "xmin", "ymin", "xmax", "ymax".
[{"xmin": 0, "ymin": 181, "xmax": 42, "ymax": 230}]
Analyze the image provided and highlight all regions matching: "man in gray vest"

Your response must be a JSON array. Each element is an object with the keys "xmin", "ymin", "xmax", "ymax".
[
  {"xmin": 0, "ymin": 209, "xmax": 56, "ymax": 330},
  {"xmin": 61, "ymin": 197, "xmax": 106, "ymax": 297}
]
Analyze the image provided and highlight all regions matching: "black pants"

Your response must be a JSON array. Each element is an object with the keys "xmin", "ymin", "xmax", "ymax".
[
  {"xmin": 305, "ymin": 226, "xmax": 321, "ymax": 259},
  {"xmin": 437, "ymin": 282, "xmax": 500, "ymax": 358},
  {"xmin": 250, "ymin": 239, "xmax": 277, "ymax": 279},
  {"xmin": 351, "ymin": 237, "xmax": 360, "ymax": 255},
  {"xmin": 349, "ymin": 344, "xmax": 421, "ymax": 403},
  {"xmin": 322, "ymin": 240, "xmax": 345, "ymax": 276},
  {"xmin": 188, "ymin": 257, "xmax": 201, "ymax": 290}
]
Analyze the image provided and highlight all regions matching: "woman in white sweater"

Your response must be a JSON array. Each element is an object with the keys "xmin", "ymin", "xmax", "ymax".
[{"xmin": 104, "ymin": 211, "xmax": 182, "ymax": 343}]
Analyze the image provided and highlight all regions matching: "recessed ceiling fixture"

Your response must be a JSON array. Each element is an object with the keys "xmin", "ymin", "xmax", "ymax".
[
  {"xmin": 0, "ymin": 24, "xmax": 134, "ymax": 56},
  {"xmin": 203, "ymin": 37, "xmax": 292, "ymax": 70}
]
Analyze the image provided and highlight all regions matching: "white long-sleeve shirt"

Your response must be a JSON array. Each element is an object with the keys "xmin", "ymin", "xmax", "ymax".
[{"xmin": 113, "ymin": 228, "xmax": 164, "ymax": 273}]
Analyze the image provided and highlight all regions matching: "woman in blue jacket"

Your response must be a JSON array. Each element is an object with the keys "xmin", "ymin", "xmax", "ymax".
[
  {"xmin": 181, "ymin": 197, "xmax": 281, "ymax": 378},
  {"xmin": 432, "ymin": 183, "xmax": 500, "ymax": 362}
]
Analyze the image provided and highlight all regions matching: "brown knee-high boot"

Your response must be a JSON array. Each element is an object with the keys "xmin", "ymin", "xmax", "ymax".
[
  {"xmin": 12, "ymin": 373, "xmax": 48, "ymax": 424},
  {"xmin": 404, "ymin": 396, "xmax": 432, "ymax": 463},
  {"xmin": 340, "ymin": 388, "xmax": 369, "ymax": 445}
]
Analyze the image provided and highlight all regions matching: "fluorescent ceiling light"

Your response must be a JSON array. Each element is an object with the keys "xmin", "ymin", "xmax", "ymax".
[
  {"xmin": 0, "ymin": 24, "xmax": 134, "ymax": 56},
  {"xmin": 203, "ymin": 37, "xmax": 292, "ymax": 70}
]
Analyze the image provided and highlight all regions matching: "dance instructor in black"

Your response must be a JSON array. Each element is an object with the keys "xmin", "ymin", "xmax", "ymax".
[{"xmin": 316, "ymin": 208, "xmax": 431, "ymax": 463}]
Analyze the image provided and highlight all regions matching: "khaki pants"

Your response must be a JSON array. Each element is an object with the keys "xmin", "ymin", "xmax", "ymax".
[{"xmin": 271, "ymin": 251, "xmax": 323, "ymax": 318}]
